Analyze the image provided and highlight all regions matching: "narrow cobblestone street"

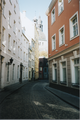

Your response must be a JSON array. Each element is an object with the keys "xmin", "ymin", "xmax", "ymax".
[{"xmin": 0, "ymin": 80, "xmax": 79, "ymax": 119}]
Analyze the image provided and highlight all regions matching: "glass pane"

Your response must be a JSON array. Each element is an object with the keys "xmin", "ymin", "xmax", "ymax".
[
  {"xmin": 62, "ymin": 62, "xmax": 66, "ymax": 66},
  {"xmin": 55, "ymin": 69, "xmax": 57, "ymax": 81},
  {"xmin": 75, "ymin": 66, "xmax": 79, "ymax": 84},
  {"xmin": 54, "ymin": 64, "xmax": 56, "ymax": 68},
  {"xmin": 77, "ymin": 58, "xmax": 79, "ymax": 64},
  {"xmin": 63, "ymin": 68, "xmax": 66, "ymax": 82}
]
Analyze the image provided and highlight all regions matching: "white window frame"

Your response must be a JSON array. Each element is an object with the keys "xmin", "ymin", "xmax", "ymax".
[
  {"xmin": 8, "ymin": 34, "xmax": 11, "ymax": 51},
  {"xmin": 69, "ymin": 11, "xmax": 79, "ymax": 41},
  {"xmin": 3, "ymin": 0, "xmax": 6, "ymax": 18},
  {"xmin": 13, "ymin": 21, "xmax": 16, "ymax": 33},
  {"xmin": 51, "ymin": 7, "xmax": 55, "ymax": 25},
  {"xmin": 70, "ymin": 51, "xmax": 79, "ymax": 85},
  {"xmin": 9, "ymin": 11, "xmax": 11, "ymax": 27},
  {"xmin": 59, "ymin": 57, "xmax": 68, "ymax": 85},
  {"xmin": 58, "ymin": 0, "xmax": 64, "ymax": 16},
  {"xmin": 59, "ymin": 25, "xmax": 65, "ymax": 47},
  {"xmin": 13, "ymin": 40, "xmax": 16, "ymax": 54},
  {"xmin": 2, "ymin": 27, "xmax": 6, "ymax": 46},
  {"xmin": 52, "ymin": 34, "xmax": 56, "ymax": 51},
  {"xmin": 52, "ymin": 60, "xmax": 58, "ymax": 83},
  {"xmin": 14, "ymin": 5, "xmax": 16, "ymax": 14}
]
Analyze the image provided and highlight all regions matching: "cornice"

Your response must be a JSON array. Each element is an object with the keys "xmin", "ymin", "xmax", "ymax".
[
  {"xmin": 48, "ymin": 43, "xmax": 79, "ymax": 61},
  {"xmin": 46, "ymin": 0, "xmax": 57, "ymax": 16}
]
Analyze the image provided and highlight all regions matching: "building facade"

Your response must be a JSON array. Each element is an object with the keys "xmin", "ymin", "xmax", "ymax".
[
  {"xmin": 0, "ymin": 0, "xmax": 29, "ymax": 89},
  {"xmin": 21, "ymin": 12, "xmax": 39, "ymax": 80},
  {"xmin": 39, "ymin": 58, "xmax": 48, "ymax": 80},
  {"xmin": 46, "ymin": 0, "xmax": 79, "ymax": 96}
]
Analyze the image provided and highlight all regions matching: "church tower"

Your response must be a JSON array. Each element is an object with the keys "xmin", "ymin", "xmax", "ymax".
[{"xmin": 38, "ymin": 16, "xmax": 43, "ymax": 32}]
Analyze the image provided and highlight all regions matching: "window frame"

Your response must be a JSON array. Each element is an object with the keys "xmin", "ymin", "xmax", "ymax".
[
  {"xmin": 52, "ymin": 34, "xmax": 56, "ymax": 51},
  {"xmin": 69, "ymin": 11, "xmax": 79, "ymax": 41},
  {"xmin": 51, "ymin": 7, "xmax": 55, "ymax": 25},
  {"xmin": 59, "ymin": 57, "xmax": 68, "ymax": 85},
  {"xmin": 59, "ymin": 25, "xmax": 65, "ymax": 47},
  {"xmin": 8, "ymin": 34, "xmax": 11, "ymax": 51},
  {"xmin": 58, "ymin": 0, "xmax": 64, "ymax": 16},
  {"xmin": 52, "ymin": 61, "xmax": 58, "ymax": 83},
  {"xmin": 70, "ymin": 51, "xmax": 79, "ymax": 86}
]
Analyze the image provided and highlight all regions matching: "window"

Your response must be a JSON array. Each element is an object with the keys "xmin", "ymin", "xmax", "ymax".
[
  {"xmin": 18, "ymin": 47, "xmax": 20, "ymax": 58},
  {"xmin": 51, "ymin": 7, "xmax": 55, "ymax": 24},
  {"xmin": 13, "ymin": 40, "xmax": 15, "ymax": 54},
  {"xmin": 69, "ymin": 12, "xmax": 79, "ymax": 40},
  {"xmin": 40, "ymin": 67, "xmax": 42, "ymax": 71},
  {"xmin": 12, "ymin": 64, "xmax": 15, "ymax": 80},
  {"xmin": 59, "ymin": 25, "xmax": 65, "ymax": 46},
  {"xmin": 58, "ymin": 0, "xmax": 64, "ymax": 15},
  {"xmin": 52, "ymin": 34, "xmax": 56, "ymax": 51},
  {"xmin": 8, "ymin": 34, "xmax": 11, "ymax": 50},
  {"xmin": 3, "ymin": 0, "xmax": 6, "ymax": 17},
  {"xmin": 23, "ymin": 52, "xmax": 25, "ymax": 61},
  {"xmin": 68, "ymin": 0, "xmax": 71, "ymax": 3},
  {"xmin": 9, "ymin": 0, "xmax": 12, "ymax": 5},
  {"xmin": 71, "ymin": 57, "xmax": 79, "ymax": 86},
  {"xmin": 60, "ymin": 61, "xmax": 67, "ymax": 83},
  {"xmin": 13, "ymin": 21, "xmax": 16, "ymax": 33},
  {"xmin": 2, "ymin": 27, "xmax": 6, "ymax": 46},
  {"xmin": 21, "ymin": 49, "xmax": 22, "ymax": 60},
  {"xmin": 9, "ymin": 11, "xmax": 11, "ymax": 27},
  {"xmin": 52, "ymin": 64, "xmax": 57, "ymax": 81},
  {"xmin": 74, "ymin": 58, "xmax": 79, "ymax": 84},
  {"xmin": 17, "ymin": 65, "xmax": 19, "ymax": 79},
  {"xmin": 14, "ymin": 5, "xmax": 16, "ymax": 14}
]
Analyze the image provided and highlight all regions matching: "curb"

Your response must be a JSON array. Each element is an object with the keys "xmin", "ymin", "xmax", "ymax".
[{"xmin": 45, "ymin": 86, "xmax": 79, "ymax": 110}]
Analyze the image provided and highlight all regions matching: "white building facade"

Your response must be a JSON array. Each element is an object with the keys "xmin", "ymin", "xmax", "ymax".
[{"xmin": 0, "ymin": 0, "xmax": 29, "ymax": 89}]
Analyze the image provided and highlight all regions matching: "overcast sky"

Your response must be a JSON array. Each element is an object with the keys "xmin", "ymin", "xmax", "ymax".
[{"xmin": 18, "ymin": 0, "xmax": 51, "ymax": 40}]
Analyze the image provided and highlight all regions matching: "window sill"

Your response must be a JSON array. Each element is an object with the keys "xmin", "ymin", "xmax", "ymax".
[
  {"xmin": 60, "ymin": 81, "xmax": 67, "ymax": 85},
  {"xmin": 59, "ymin": 43, "xmax": 65, "ymax": 47},
  {"xmin": 52, "ymin": 80, "xmax": 57, "ymax": 83},
  {"xmin": 72, "ymin": 83, "xmax": 79, "ymax": 87},
  {"xmin": 52, "ymin": 49, "xmax": 56, "ymax": 52},
  {"xmin": 70, "ymin": 35, "xmax": 79, "ymax": 41}
]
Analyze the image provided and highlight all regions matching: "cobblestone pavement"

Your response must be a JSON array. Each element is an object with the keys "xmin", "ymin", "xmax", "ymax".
[{"xmin": 0, "ymin": 80, "xmax": 79, "ymax": 119}]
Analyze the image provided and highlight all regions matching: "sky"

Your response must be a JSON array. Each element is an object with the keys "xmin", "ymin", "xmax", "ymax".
[{"xmin": 18, "ymin": 0, "xmax": 51, "ymax": 40}]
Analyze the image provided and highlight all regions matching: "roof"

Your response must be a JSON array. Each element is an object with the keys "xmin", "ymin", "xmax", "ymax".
[{"xmin": 46, "ymin": 0, "xmax": 57, "ymax": 16}]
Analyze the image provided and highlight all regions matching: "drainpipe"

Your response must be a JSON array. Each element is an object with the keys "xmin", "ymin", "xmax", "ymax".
[{"xmin": 0, "ymin": 0, "xmax": 2, "ymax": 89}]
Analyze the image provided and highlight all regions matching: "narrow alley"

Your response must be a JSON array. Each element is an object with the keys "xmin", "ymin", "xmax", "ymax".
[{"xmin": 0, "ymin": 80, "xmax": 79, "ymax": 119}]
